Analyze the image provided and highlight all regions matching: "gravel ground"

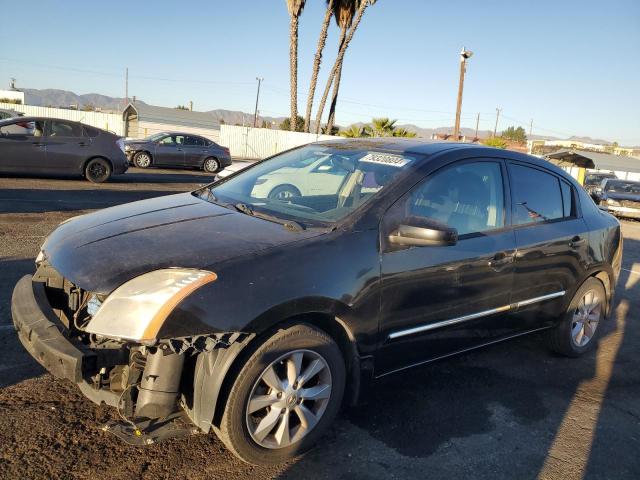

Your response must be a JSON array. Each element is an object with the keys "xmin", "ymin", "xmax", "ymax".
[{"xmin": 1, "ymin": 169, "xmax": 639, "ymax": 480}]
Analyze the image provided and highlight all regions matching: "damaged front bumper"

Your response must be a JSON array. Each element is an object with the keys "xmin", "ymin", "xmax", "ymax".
[{"xmin": 11, "ymin": 274, "xmax": 253, "ymax": 445}]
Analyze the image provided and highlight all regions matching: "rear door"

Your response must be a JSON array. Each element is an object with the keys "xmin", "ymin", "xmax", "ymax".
[
  {"xmin": 43, "ymin": 120, "xmax": 88, "ymax": 173},
  {"xmin": 0, "ymin": 119, "xmax": 47, "ymax": 172},
  {"xmin": 183, "ymin": 135, "xmax": 207, "ymax": 167},
  {"xmin": 154, "ymin": 134, "xmax": 185, "ymax": 167},
  {"xmin": 507, "ymin": 162, "xmax": 589, "ymax": 329}
]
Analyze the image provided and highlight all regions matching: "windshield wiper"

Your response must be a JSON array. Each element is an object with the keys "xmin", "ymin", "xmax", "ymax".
[{"xmin": 233, "ymin": 203, "xmax": 306, "ymax": 232}]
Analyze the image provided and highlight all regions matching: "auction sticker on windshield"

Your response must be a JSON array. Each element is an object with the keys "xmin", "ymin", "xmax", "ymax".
[{"xmin": 359, "ymin": 152, "xmax": 412, "ymax": 167}]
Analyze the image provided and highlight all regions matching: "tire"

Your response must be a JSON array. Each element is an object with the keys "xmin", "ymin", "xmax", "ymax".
[
  {"xmin": 203, "ymin": 157, "xmax": 220, "ymax": 173},
  {"xmin": 218, "ymin": 324, "xmax": 346, "ymax": 465},
  {"xmin": 84, "ymin": 158, "xmax": 112, "ymax": 183},
  {"xmin": 268, "ymin": 184, "xmax": 301, "ymax": 201},
  {"xmin": 133, "ymin": 151, "xmax": 152, "ymax": 168},
  {"xmin": 546, "ymin": 277, "xmax": 607, "ymax": 357}
]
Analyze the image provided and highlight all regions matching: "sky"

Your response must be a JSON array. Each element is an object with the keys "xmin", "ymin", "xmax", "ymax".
[{"xmin": 1, "ymin": 0, "xmax": 639, "ymax": 144}]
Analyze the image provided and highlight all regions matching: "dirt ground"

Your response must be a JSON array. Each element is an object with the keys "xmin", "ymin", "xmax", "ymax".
[{"xmin": 1, "ymin": 169, "xmax": 639, "ymax": 480}]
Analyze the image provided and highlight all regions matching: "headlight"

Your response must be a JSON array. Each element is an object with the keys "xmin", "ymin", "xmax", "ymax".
[
  {"xmin": 84, "ymin": 268, "xmax": 217, "ymax": 343},
  {"xmin": 606, "ymin": 198, "xmax": 621, "ymax": 206},
  {"xmin": 124, "ymin": 144, "xmax": 132, "ymax": 151}
]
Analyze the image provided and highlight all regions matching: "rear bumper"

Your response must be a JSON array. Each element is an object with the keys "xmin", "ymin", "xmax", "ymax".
[{"xmin": 12, "ymin": 275, "xmax": 94, "ymax": 382}]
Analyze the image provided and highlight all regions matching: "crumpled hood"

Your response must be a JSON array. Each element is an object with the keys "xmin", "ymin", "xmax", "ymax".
[{"xmin": 42, "ymin": 193, "xmax": 323, "ymax": 294}]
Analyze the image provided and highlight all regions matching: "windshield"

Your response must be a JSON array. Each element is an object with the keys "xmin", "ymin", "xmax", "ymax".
[
  {"xmin": 198, "ymin": 145, "xmax": 420, "ymax": 225},
  {"xmin": 605, "ymin": 180, "xmax": 640, "ymax": 194},
  {"xmin": 585, "ymin": 174, "xmax": 615, "ymax": 186},
  {"xmin": 145, "ymin": 133, "xmax": 167, "ymax": 142}
]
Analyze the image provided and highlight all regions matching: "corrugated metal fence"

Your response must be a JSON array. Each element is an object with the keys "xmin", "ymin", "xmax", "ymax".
[
  {"xmin": 0, "ymin": 102, "xmax": 124, "ymax": 136},
  {"xmin": 220, "ymin": 125, "xmax": 336, "ymax": 159}
]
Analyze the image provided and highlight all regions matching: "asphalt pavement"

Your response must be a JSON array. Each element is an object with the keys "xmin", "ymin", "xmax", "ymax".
[{"xmin": 0, "ymin": 168, "xmax": 638, "ymax": 479}]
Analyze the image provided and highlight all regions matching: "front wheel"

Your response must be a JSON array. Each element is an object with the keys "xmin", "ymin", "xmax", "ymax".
[
  {"xmin": 546, "ymin": 277, "xmax": 606, "ymax": 357},
  {"xmin": 84, "ymin": 158, "xmax": 112, "ymax": 183},
  {"xmin": 133, "ymin": 151, "xmax": 152, "ymax": 168},
  {"xmin": 218, "ymin": 324, "xmax": 345, "ymax": 465}
]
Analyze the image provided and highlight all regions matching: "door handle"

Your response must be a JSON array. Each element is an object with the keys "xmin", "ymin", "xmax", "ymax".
[
  {"xmin": 78, "ymin": 142, "xmax": 88, "ymax": 146},
  {"xmin": 488, "ymin": 251, "xmax": 514, "ymax": 269},
  {"xmin": 569, "ymin": 236, "xmax": 586, "ymax": 248}
]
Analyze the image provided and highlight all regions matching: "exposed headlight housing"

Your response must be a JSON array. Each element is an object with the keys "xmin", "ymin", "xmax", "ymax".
[
  {"xmin": 124, "ymin": 144, "xmax": 132, "ymax": 151},
  {"xmin": 84, "ymin": 268, "xmax": 217, "ymax": 343}
]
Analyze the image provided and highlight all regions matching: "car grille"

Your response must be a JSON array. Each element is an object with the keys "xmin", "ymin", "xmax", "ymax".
[{"xmin": 620, "ymin": 200, "xmax": 640, "ymax": 209}]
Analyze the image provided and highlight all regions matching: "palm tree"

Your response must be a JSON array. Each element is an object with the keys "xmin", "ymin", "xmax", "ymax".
[
  {"xmin": 285, "ymin": 0, "xmax": 306, "ymax": 131},
  {"xmin": 303, "ymin": 0, "xmax": 334, "ymax": 133},
  {"xmin": 314, "ymin": 0, "xmax": 375, "ymax": 134},
  {"xmin": 369, "ymin": 117, "xmax": 397, "ymax": 137},
  {"xmin": 339, "ymin": 124, "xmax": 370, "ymax": 137},
  {"xmin": 392, "ymin": 127, "xmax": 417, "ymax": 138},
  {"xmin": 325, "ymin": 0, "xmax": 358, "ymax": 133}
]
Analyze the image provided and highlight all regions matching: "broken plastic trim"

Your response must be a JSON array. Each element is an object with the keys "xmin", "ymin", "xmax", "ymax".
[{"xmin": 162, "ymin": 332, "xmax": 251, "ymax": 355}]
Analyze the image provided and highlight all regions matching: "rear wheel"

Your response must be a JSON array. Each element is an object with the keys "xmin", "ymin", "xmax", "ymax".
[
  {"xmin": 203, "ymin": 157, "xmax": 220, "ymax": 173},
  {"xmin": 218, "ymin": 324, "xmax": 345, "ymax": 465},
  {"xmin": 546, "ymin": 277, "xmax": 606, "ymax": 357},
  {"xmin": 133, "ymin": 151, "xmax": 152, "ymax": 168},
  {"xmin": 84, "ymin": 158, "xmax": 112, "ymax": 183}
]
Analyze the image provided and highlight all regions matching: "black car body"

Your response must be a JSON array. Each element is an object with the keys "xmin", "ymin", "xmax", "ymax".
[
  {"xmin": 584, "ymin": 171, "xmax": 617, "ymax": 199},
  {"xmin": 124, "ymin": 132, "xmax": 231, "ymax": 173},
  {"xmin": 594, "ymin": 178, "xmax": 640, "ymax": 219},
  {"xmin": 11, "ymin": 139, "xmax": 622, "ymax": 464},
  {"xmin": 0, "ymin": 117, "xmax": 128, "ymax": 182}
]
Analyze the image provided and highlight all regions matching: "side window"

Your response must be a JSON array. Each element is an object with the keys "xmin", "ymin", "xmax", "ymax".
[
  {"xmin": 159, "ymin": 135, "xmax": 175, "ymax": 145},
  {"xmin": 509, "ymin": 164, "xmax": 564, "ymax": 225},
  {"xmin": 391, "ymin": 161, "xmax": 505, "ymax": 236},
  {"xmin": 0, "ymin": 120, "xmax": 45, "ymax": 137},
  {"xmin": 184, "ymin": 136, "xmax": 203, "ymax": 146},
  {"xmin": 49, "ymin": 121, "xmax": 83, "ymax": 137},
  {"xmin": 560, "ymin": 180, "xmax": 575, "ymax": 218}
]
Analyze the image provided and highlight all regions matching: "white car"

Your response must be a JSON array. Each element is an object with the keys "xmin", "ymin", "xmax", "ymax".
[
  {"xmin": 251, "ymin": 156, "xmax": 350, "ymax": 200},
  {"xmin": 215, "ymin": 162, "xmax": 252, "ymax": 181}
]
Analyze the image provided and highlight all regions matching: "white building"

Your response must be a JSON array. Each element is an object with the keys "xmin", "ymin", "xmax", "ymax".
[{"xmin": 0, "ymin": 79, "xmax": 25, "ymax": 104}]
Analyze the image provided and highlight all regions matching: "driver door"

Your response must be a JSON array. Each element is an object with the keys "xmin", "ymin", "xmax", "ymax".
[
  {"xmin": 377, "ymin": 159, "xmax": 517, "ymax": 375},
  {"xmin": 155, "ymin": 134, "xmax": 185, "ymax": 166},
  {"xmin": 0, "ymin": 119, "xmax": 47, "ymax": 172}
]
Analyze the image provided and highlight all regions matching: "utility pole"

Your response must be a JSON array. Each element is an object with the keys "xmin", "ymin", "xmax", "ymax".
[
  {"xmin": 493, "ymin": 107, "xmax": 502, "ymax": 137},
  {"xmin": 125, "ymin": 67, "xmax": 129, "ymax": 109},
  {"xmin": 253, "ymin": 77, "xmax": 263, "ymax": 128},
  {"xmin": 474, "ymin": 113, "xmax": 480, "ymax": 140},
  {"xmin": 529, "ymin": 118, "xmax": 533, "ymax": 137},
  {"xmin": 453, "ymin": 48, "xmax": 473, "ymax": 141}
]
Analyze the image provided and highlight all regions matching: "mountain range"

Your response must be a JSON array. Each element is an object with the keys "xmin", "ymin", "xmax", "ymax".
[{"xmin": 14, "ymin": 88, "xmax": 614, "ymax": 145}]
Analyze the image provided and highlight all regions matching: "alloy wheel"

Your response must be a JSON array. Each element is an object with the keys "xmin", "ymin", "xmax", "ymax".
[
  {"xmin": 246, "ymin": 349, "xmax": 332, "ymax": 449},
  {"xmin": 571, "ymin": 289, "xmax": 602, "ymax": 347},
  {"xmin": 136, "ymin": 153, "xmax": 151, "ymax": 167},
  {"xmin": 205, "ymin": 158, "xmax": 219, "ymax": 172}
]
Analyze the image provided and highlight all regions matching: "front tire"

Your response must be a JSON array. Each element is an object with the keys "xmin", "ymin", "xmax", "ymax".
[
  {"xmin": 133, "ymin": 151, "xmax": 152, "ymax": 168},
  {"xmin": 546, "ymin": 277, "xmax": 606, "ymax": 357},
  {"xmin": 84, "ymin": 158, "xmax": 112, "ymax": 183},
  {"xmin": 218, "ymin": 324, "xmax": 345, "ymax": 465},
  {"xmin": 268, "ymin": 184, "xmax": 301, "ymax": 201}
]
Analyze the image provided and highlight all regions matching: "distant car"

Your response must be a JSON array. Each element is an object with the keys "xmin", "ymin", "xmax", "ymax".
[
  {"xmin": 584, "ymin": 172, "xmax": 617, "ymax": 199},
  {"xmin": 0, "ymin": 117, "xmax": 128, "ymax": 183},
  {"xmin": 595, "ymin": 178, "xmax": 640, "ymax": 219},
  {"xmin": 124, "ymin": 132, "xmax": 231, "ymax": 173},
  {"xmin": 215, "ymin": 161, "xmax": 252, "ymax": 181},
  {"xmin": 0, "ymin": 108, "xmax": 23, "ymax": 120}
]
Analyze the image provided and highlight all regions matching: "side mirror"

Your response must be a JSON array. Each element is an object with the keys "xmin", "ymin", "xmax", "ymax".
[{"xmin": 388, "ymin": 216, "xmax": 458, "ymax": 247}]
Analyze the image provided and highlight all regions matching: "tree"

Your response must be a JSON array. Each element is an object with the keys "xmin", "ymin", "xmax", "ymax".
[
  {"xmin": 175, "ymin": 105, "xmax": 189, "ymax": 110},
  {"xmin": 501, "ymin": 126, "xmax": 527, "ymax": 144},
  {"xmin": 304, "ymin": 0, "xmax": 335, "ymax": 132},
  {"xmin": 482, "ymin": 137, "xmax": 507, "ymax": 149},
  {"xmin": 285, "ymin": 0, "xmax": 307, "ymax": 131},
  {"xmin": 279, "ymin": 115, "xmax": 305, "ymax": 132},
  {"xmin": 314, "ymin": 0, "xmax": 376, "ymax": 133},
  {"xmin": 369, "ymin": 117, "xmax": 397, "ymax": 137},
  {"xmin": 321, "ymin": 124, "xmax": 340, "ymax": 135},
  {"xmin": 325, "ymin": 0, "xmax": 358, "ymax": 133},
  {"xmin": 392, "ymin": 127, "xmax": 417, "ymax": 138},
  {"xmin": 339, "ymin": 124, "xmax": 370, "ymax": 137},
  {"xmin": 82, "ymin": 104, "xmax": 96, "ymax": 112}
]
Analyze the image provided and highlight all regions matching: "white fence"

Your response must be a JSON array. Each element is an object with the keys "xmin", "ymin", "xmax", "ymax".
[
  {"xmin": 219, "ymin": 124, "xmax": 337, "ymax": 159},
  {"xmin": 0, "ymin": 102, "xmax": 124, "ymax": 136}
]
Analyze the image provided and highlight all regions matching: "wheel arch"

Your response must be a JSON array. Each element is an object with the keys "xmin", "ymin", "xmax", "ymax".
[
  {"xmin": 186, "ymin": 308, "xmax": 365, "ymax": 433},
  {"xmin": 201, "ymin": 155, "xmax": 219, "ymax": 169},
  {"xmin": 133, "ymin": 150, "xmax": 153, "ymax": 164}
]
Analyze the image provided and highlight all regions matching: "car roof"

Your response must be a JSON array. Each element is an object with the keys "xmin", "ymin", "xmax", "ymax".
[{"xmin": 0, "ymin": 116, "xmax": 83, "ymax": 125}]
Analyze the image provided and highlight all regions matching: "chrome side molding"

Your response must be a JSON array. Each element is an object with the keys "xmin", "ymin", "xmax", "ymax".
[{"xmin": 387, "ymin": 291, "xmax": 566, "ymax": 340}]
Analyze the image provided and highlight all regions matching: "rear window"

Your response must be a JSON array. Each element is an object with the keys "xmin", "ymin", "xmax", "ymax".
[
  {"xmin": 83, "ymin": 126, "xmax": 100, "ymax": 137},
  {"xmin": 509, "ymin": 164, "xmax": 565, "ymax": 225},
  {"xmin": 48, "ymin": 121, "xmax": 83, "ymax": 137},
  {"xmin": 605, "ymin": 180, "xmax": 640, "ymax": 194}
]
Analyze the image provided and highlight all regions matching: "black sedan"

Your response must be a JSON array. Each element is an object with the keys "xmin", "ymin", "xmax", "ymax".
[
  {"xmin": 124, "ymin": 132, "xmax": 231, "ymax": 173},
  {"xmin": 594, "ymin": 178, "xmax": 640, "ymax": 219},
  {"xmin": 0, "ymin": 117, "xmax": 128, "ymax": 183},
  {"xmin": 12, "ymin": 139, "xmax": 622, "ymax": 464}
]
